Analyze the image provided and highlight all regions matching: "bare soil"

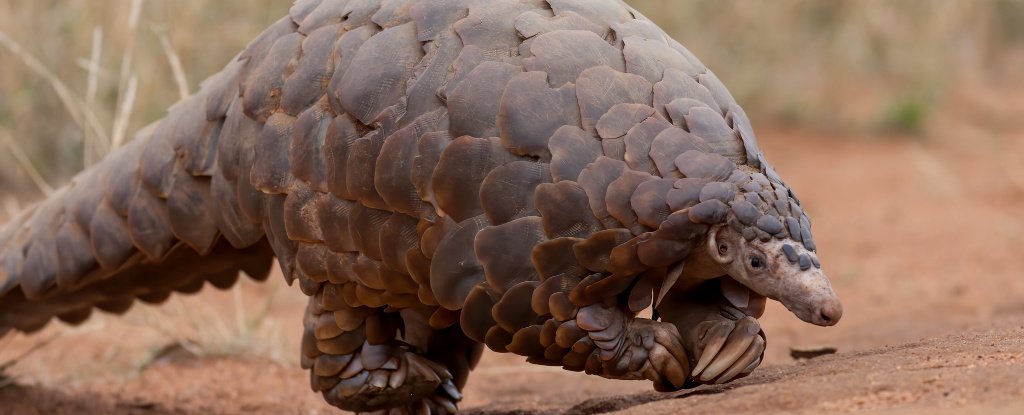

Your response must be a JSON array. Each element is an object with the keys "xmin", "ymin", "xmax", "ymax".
[{"xmin": 2, "ymin": 93, "xmax": 1024, "ymax": 414}]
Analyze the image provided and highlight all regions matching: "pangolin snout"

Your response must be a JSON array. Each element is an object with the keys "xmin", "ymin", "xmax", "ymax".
[
  {"xmin": 775, "ymin": 267, "xmax": 843, "ymax": 327},
  {"xmin": 810, "ymin": 297, "xmax": 843, "ymax": 326}
]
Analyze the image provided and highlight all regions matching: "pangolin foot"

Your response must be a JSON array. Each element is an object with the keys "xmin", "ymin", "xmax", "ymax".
[
  {"xmin": 690, "ymin": 315, "xmax": 765, "ymax": 384},
  {"xmin": 320, "ymin": 344, "xmax": 460, "ymax": 414},
  {"xmin": 624, "ymin": 318, "xmax": 691, "ymax": 392},
  {"xmin": 578, "ymin": 303, "xmax": 691, "ymax": 392},
  {"xmin": 351, "ymin": 375, "xmax": 461, "ymax": 415}
]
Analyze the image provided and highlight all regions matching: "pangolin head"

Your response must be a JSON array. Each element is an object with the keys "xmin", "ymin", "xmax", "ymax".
[
  {"xmin": 706, "ymin": 226, "xmax": 842, "ymax": 327},
  {"xmin": 643, "ymin": 148, "xmax": 842, "ymax": 327},
  {"xmin": 697, "ymin": 166, "xmax": 842, "ymax": 327}
]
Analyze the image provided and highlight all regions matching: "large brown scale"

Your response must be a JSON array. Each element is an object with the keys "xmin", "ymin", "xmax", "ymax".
[{"xmin": 0, "ymin": 1, "xmax": 843, "ymax": 413}]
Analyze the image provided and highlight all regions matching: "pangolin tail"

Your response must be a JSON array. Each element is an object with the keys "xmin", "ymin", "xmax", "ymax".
[{"xmin": 0, "ymin": 56, "xmax": 275, "ymax": 334}]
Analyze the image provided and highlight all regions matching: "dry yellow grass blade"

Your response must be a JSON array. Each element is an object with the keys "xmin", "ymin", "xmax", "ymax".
[
  {"xmin": 0, "ymin": 128, "xmax": 54, "ymax": 196},
  {"xmin": 84, "ymin": 27, "xmax": 104, "ymax": 166},
  {"xmin": 0, "ymin": 30, "xmax": 111, "ymax": 162},
  {"xmin": 110, "ymin": 0, "xmax": 145, "ymax": 151},
  {"xmin": 1, "ymin": 197, "xmax": 20, "ymax": 222},
  {"xmin": 111, "ymin": 75, "xmax": 139, "ymax": 150},
  {"xmin": 154, "ymin": 25, "xmax": 190, "ymax": 101}
]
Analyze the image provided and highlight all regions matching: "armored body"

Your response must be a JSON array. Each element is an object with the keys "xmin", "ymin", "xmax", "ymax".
[{"xmin": 0, "ymin": 1, "xmax": 841, "ymax": 413}]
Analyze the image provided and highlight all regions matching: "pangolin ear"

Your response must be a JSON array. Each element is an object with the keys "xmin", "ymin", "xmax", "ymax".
[{"xmin": 707, "ymin": 226, "xmax": 733, "ymax": 265}]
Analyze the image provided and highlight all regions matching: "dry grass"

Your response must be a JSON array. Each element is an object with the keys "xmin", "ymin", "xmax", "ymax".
[
  {"xmin": 0, "ymin": 271, "xmax": 307, "ymax": 389},
  {"xmin": 0, "ymin": 0, "xmax": 289, "ymax": 194},
  {"xmin": 2, "ymin": 0, "xmax": 1023, "ymax": 192},
  {"xmin": 131, "ymin": 277, "xmax": 295, "ymax": 368},
  {"xmin": 1, "ymin": 1, "xmax": 1022, "ymax": 193},
  {"xmin": 631, "ymin": 0, "xmax": 1024, "ymax": 132},
  {"xmin": 0, "ymin": 0, "xmax": 297, "ymax": 377}
]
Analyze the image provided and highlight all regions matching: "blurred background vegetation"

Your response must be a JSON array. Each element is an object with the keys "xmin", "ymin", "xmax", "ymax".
[{"xmin": 1, "ymin": 0, "xmax": 1023, "ymax": 197}]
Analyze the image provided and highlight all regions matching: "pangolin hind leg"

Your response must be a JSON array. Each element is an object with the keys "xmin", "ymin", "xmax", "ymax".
[
  {"xmin": 302, "ymin": 300, "xmax": 481, "ymax": 414},
  {"xmin": 657, "ymin": 278, "xmax": 767, "ymax": 385}
]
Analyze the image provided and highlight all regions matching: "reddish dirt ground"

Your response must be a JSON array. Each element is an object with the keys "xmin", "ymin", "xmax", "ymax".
[{"xmin": 2, "ymin": 93, "xmax": 1024, "ymax": 414}]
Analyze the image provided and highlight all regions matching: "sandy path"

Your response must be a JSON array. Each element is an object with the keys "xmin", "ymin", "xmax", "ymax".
[{"xmin": 466, "ymin": 321, "xmax": 1024, "ymax": 415}]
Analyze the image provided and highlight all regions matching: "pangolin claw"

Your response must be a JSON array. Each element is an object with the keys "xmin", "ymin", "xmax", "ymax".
[
  {"xmin": 639, "ymin": 319, "xmax": 690, "ymax": 391},
  {"xmin": 332, "ymin": 350, "xmax": 459, "ymax": 414},
  {"xmin": 690, "ymin": 316, "xmax": 765, "ymax": 384},
  {"xmin": 717, "ymin": 335, "xmax": 764, "ymax": 383}
]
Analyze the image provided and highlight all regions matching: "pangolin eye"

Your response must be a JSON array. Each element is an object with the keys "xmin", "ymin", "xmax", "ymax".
[
  {"xmin": 749, "ymin": 256, "xmax": 764, "ymax": 269},
  {"xmin": 718, "ymin": 244, "xmax": 729, "ymax": 255}
]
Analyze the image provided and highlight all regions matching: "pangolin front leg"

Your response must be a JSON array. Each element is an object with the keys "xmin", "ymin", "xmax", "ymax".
[
  {"xmin": 658, "ymin": 278, "xmax": 767, "ymax": 384},
  {"xmin": 469, "ymin": 283, "xmax": 691, "ymax": 392},
  {"xmin": 573, "ymin": 300, "xmax": 690, "ymax": 391},
  {"xmin": 493, "ymin": 302, "xmax": 691, "ymax": 392}
]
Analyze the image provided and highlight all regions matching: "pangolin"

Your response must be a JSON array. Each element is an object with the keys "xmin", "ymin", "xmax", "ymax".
[{"xmin": 0, "ymin": 0, "xmax": 843, "ymax": 413}]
